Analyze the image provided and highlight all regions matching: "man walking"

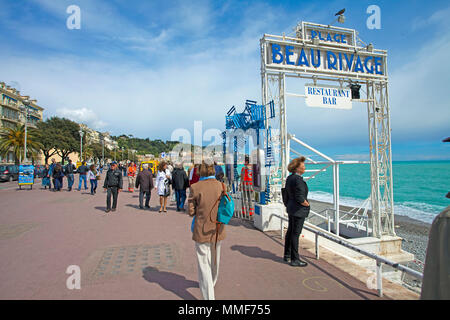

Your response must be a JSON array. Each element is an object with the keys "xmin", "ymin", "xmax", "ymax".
[
  {"xmin": 171, "ymin": 163, "xmax": 189, "ymax": 211},
  {"xmin": 77, "ymin": 161, "xmax": 89, "ymax": 191},
  {"xmin": 103, "ymin": 161, "xmax": 123, "ymax": 213},
  {"xmin": 135, "ymin": 163, "xmax": 154, "ymax": 210},
  {"xmin": 65, "ymin": 159, "xmax": 76, "ymax": 191}
]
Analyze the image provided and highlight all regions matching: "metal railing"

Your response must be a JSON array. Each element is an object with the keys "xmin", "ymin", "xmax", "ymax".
[
  {"xmin": 272, "ymin": 213, "xmax": 423, "ymax": 297},
  {"xmin": 308, "ymin": 208, "xmax": 370, "ymax": 237}
]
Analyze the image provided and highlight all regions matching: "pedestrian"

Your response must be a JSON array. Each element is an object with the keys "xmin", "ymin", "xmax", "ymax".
[
  {"xmin": 127, "ymin": 161, "xmax": 137, "ymax": 192},
  {"xmin": 172, "ymin": 162, "xmax": 189, "ymax": 211},
  {"xmin": 240, "ymin": 155, "xmax": 255, "ymax": 218},
  {"xmin": 155, "ymin": 161, "xmax": 171, "ymax": 213},
  {"xmin": 42, "ymin": 164, "xmax": 51, "ymax": 189},
  {"xmin": 87, "ymin": 164, "xmax": 99, "ymax": 195},
  {"xmin": 122, "ymin": 163, "xmax": 127, "ymax": 177},
  {"xmin": 64, "ymin": 159, "xmax": 76, "ymax": 191},
  {"xmin": 103, "ymin": 161, "xmax": 123, "ymax": 213},
  {"xmin": 188, "ymin": 161, "xmax": 226, "ymax": 300},
  {"xmin": 77, "ymin": 161, "xmax": 89, "ymax": 191},
  {"xmin": 189, "ymin": 163, "xmax": 200, "ymax": 186},
  {"xmin": 48, "ymin": 158, "xmax": 56, "ymax": 189},
  {"xmin": 283, "ymin": 157, "xmax": 310, "ymax": 267},
  {"xmin": 214, "ymin": 161, "xmax": 224, "ymax": 182},
  {"xmin": 52, "ymin": 163, "xmax": 64, "ymax": 191},
  {"xmin": 167, "ymin": 162, "xmax": 174, "ymax": 173},
  {"xmin": 99, "ymin": 164, "xmax": 103, "ymax": 174},
  {"xmin": 135, "ymin": 163, "xmax": 154, "ymax": 210}
]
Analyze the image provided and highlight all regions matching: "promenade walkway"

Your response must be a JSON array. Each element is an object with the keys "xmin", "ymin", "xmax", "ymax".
[{"xmin": 0, "ymin": 174, "xmax": 390, "ymax": 300}]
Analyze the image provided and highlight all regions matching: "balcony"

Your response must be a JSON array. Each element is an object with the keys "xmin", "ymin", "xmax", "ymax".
[
  {"xmin": 1, "ymin": 115, "xmax": 20, "ymax": 123},
  {"xmin": 1, "ymin": 101, "xmax": 20, "ymax": 111}
]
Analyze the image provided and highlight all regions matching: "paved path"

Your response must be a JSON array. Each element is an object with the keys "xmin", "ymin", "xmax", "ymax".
[{"xmin": 0, "ymin": 175, "xmax": 386, "ymax": 300}]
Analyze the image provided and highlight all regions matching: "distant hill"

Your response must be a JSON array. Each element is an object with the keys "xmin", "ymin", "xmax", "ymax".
[{"xmin": 111, "ymin": 134, "xmax": 195, "ymax": 157}]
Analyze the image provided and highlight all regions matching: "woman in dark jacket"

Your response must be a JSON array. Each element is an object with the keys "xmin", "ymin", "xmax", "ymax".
[
  {"xmin": 52, "ymin": 163, "xmax": 64, "ymax": 191},
  {"xmin": 283, "ymin": 157, "xmax": 310, "ymax": 267}
]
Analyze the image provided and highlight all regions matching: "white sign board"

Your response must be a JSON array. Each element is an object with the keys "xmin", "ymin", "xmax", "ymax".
[{"xmin": 305, "ymin": 84, "xmax": 352, "ymax": 109}]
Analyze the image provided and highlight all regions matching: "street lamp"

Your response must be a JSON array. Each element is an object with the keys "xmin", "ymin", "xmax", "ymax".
[
  {"xmin": 100, "ymin": 134, "xmax": 105, "ymax": 166},
  {"xmin": 79, "ymin": 129, "xmax": 84, "ymax": 161},
  {"xmin": 20, "ymin": 100, "xmax": 31, "ymax": 164},
  {"xmin": 121, "ymin": 147, "xmax": 124, "ymax": 161}
]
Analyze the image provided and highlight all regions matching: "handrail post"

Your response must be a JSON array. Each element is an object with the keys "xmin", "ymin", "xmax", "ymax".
[
  {"xmin": 315, "ymin": 233, "xmax": 319, "ymax": 259},
  {"xmin": 376, "ymin": 260, "xmax": 383, "ymax": 297}
]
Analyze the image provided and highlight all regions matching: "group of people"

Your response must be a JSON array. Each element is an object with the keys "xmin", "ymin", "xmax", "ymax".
[
  {"xmin": 41, "ymin": 159, "xmax": 102, "ymax": 194},
  {"xmin": 39, "ymin": 154, "xmax": 312, "ymax": 301}
]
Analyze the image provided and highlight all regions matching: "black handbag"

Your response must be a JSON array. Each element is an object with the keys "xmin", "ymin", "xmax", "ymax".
[
  {"xmin": 281, "ymin": 187, "xmax": 288, "ymax": 207},
  {"xmin": 163, "ymin": 179, "xmax": 171, "ymax": 196}
]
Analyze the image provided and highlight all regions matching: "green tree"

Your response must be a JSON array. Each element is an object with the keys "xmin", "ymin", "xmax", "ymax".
[
  {"xmin": 35, "ymin": 120, "xmax": 58, "ymax": 164},
  {"xmin": 0, "ymin": 124, "xmax": 43, "ymax": 164},
  {"xmin": 44, "ymin": 117, "xmax": 81, "ymax": 165}
]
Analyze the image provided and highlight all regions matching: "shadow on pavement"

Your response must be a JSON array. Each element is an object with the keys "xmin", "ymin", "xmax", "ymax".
[
  {"xmin": 125, "ymin": 204, "xmax": 160, "ymax": 212},
  {"xmin": 94, "ymin": 206, "xmax": 107, "ymax": 212},
  {"xmin": 228, "ymin": 218, "xmax": 256, "ymax": 230},
  {"xmin": 230, "ymin": 245, "xmax": 284, "ymax": 263},
  {"xmin": 142, "ymin": 266, "xmax": 198, "ymax": 300}
]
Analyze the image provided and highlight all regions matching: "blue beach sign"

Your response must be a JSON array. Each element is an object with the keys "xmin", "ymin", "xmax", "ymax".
[{"xmin": 264, "ymin": 24, "xmax": 387, "ymax": 78}]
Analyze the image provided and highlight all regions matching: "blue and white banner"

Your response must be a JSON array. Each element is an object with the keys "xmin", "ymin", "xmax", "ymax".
[{"xmin": 18, "ymin": 165, "xmax": 34, "ymax": 185}]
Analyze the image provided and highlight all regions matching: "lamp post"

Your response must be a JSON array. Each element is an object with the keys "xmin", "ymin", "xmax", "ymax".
[
  {"xmin": 121, "ymin": 147, "xmax": 124, "ymax": 161},
  {"xmin": 101, "ymin": 134, "xmax": 105, "ymax": 166},
  {"xmin": 79, "ymin": 129, "xmax": 84, "ymax": 161},
  {"xmin": 20, "ymin": 100, "xmax": 30, "ymax": 164}
]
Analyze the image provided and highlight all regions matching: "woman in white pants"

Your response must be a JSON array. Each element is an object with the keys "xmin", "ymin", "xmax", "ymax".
[{"xmin": 188, "ymin": 161, "xmax": 226, "ymax": 300}]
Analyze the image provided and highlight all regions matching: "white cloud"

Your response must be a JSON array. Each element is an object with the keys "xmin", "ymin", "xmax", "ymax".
[{"xmin": 56, "ymin": 107, "xmax": 107, "ymax": 130}]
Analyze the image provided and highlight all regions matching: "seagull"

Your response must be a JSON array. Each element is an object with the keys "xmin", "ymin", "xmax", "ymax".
[{"xmin": 335, "ymin": 8, "xmax": 345, "ymax": 16}]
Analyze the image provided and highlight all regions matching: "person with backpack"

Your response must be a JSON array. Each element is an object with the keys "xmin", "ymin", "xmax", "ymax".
[
  {"xmin": 171, "ymin": 162, "xmax": 189, "ymax": 211},
  {"xmin": 282, "ymin": 156, "xmax": 310, "ymax": 267},
  {"xmin": 188, "ymin": 161, "xmax": 227, "ymax": 300}
]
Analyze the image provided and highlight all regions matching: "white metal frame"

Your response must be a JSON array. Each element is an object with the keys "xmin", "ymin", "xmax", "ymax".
[{"xmin": 260, "ymin": 21, "xmax": 395, "ymax": 238}]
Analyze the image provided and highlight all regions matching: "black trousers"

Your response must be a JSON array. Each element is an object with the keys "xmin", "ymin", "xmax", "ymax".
[
  {"xmin": 284, "ymin": 215, "xmax": 306, "ymax": 261},
  {"xmin": 139, "ymin": 190, "xmax": 151, "ymax": 207},
  {"xmin": 106, "ymin": 187, "xmax": 119, "ymax": 210}
]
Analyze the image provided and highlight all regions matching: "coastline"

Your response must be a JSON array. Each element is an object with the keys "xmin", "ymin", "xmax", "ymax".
[{"xmin": 307, "ymin": 199, "xmax": 431, "ymax": 272}]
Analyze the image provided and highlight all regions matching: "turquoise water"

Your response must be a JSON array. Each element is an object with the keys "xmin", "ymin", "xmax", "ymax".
[
  {"xmin": 207, "ymin": 161, "xmax": 449, "ymax": 224},
  {"xmin": 306, "ymin": 161, "xmax": 450, "ymax": 224}
]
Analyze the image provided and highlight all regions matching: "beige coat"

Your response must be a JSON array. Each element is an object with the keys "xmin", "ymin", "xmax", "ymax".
[{"xmin": 188, "ymin": 179, "xmax": 226, "ymax": 243}]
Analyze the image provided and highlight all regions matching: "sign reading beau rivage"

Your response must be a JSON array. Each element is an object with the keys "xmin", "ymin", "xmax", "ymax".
[
  {"xmin": 265, "ymin": 23, "xmax": 386, "ymax": 78},
  {"xmin": 305, "ymin": 84, "xmax": 352, "ymax": 109}
]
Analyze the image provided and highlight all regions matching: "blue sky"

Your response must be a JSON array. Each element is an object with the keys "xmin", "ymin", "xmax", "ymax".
[{"xmin": 0, "ymin": 0, "xmax": 449, "ymax": 161}]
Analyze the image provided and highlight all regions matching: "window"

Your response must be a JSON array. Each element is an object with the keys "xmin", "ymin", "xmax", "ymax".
[{"xmin": 2, "ymin": 107, "xmax": 19, "ymax": 120}]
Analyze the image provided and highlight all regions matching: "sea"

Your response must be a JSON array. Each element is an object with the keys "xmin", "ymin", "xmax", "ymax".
[
  {"xmin": 305, "ymin": 160, "xmax": 450, "ymax": 224},
  {"xmin": 217, "ymin": 161, "xmax": 450, "ymax": 224}
]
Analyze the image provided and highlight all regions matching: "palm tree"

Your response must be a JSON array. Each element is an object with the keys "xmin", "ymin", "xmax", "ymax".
[{"xmin": 0, "ymin": 124, "xmax": 43, "ymax": 164}]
